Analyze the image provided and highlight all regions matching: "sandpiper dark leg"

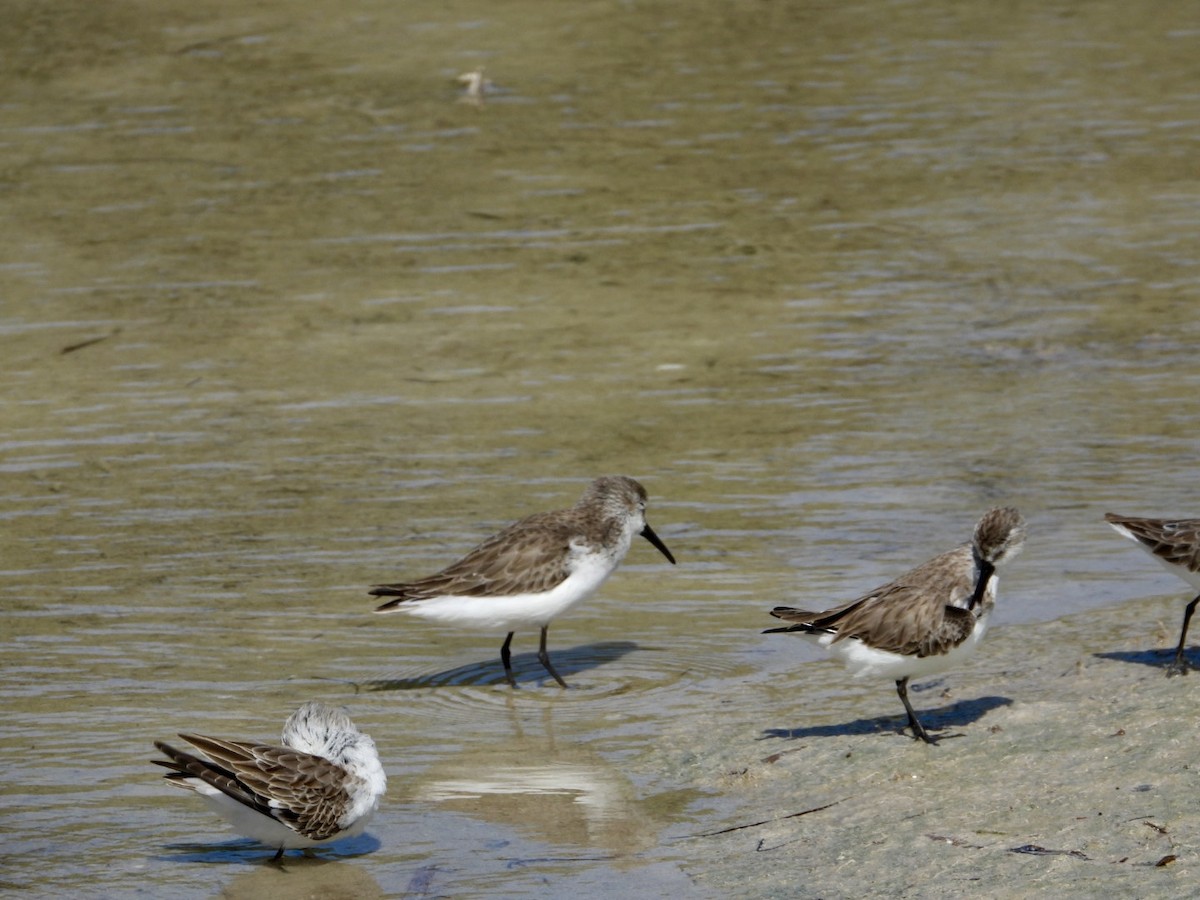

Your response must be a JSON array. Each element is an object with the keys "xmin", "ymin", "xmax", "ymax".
[
  {"xmin": 895, "ymin": 677, "xmax": 934, "ymax": 744},
  {"xmin": 500, "ymin": 632, "xmax": 517, "ymax": 687},
  {"xmin": 273, "ymin": 846, "xmax": 285, "ymax": 862},
  {"xmin": 1168, "ymin": 594, "xmax": 1200, "ymax": 677},
  {"xmin": 537, "ymin": 626, "xmax": 568, "ymax": 688}
]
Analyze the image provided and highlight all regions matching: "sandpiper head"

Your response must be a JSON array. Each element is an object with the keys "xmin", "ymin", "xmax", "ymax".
[
  {"xmin": 972, "ymin": 507, "xmax": 1026, "ymax": 566},
  {"xmin": 281, "ymin": 701, "xmax": 360, "ymax": 754},
  {"xmin": 579, "ymin": 475, "xmax": 648, "ymax": 511},
  {"xmin": 281, "ymin": 702, "xmax": 385, "ymax": 790},
  {"xmin": 580, "ymin": 475, "xmax": 675, "ymax": 564}
]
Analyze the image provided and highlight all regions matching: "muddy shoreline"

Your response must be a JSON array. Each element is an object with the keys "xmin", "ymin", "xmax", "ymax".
[{"xmin": 650, "ymin": 593, "xmax": 1199, "ymax": 897}]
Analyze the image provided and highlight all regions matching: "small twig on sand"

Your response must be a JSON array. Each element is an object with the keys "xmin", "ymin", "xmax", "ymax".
[
  {"xmin": 926, "ymin": 834, "xmax": 985, "ymax": 849},
  {"xmin": 1009, "ymin": 844, "xmax": 1089, "ymax": 860},
  {"xmin": 685, "ymin": 799, "xmax": 845, "ymax": 838}
]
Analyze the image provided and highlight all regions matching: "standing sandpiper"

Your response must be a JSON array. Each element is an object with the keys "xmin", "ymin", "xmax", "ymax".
[
  {"xmin": 1104, "ymin": 513, "xmax": 1200, "ymax": 676},
  {"xmin": 370, "ymin": 475, "xmax": 676, "ymax": 688},
  {"xmin": 765, "ymin": 507, "xmax": 1026, "ymax": 743}
]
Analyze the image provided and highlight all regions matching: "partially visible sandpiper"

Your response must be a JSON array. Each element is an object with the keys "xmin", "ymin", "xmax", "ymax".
[
  {"xmin": 765, "ymin": 507, "xmax": 1026, "ymax": 744},
  {"xmin": 1104, "ymin": 513, "xmax": 1200, "ymax": 676},
  {"xmin": 152, "ymin": 701, "xmax": 387, "ymax": 860},
  {"xmin": 370, "ymin": 475, "xmax": 676, "ymax": 688}
]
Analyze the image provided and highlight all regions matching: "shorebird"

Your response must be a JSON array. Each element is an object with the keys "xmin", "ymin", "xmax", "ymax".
[
  {"xmin": 1104, "ymin": 513, "xmax": 1200, "ymax": 676},
  {"xmin": 765, "ymin": 507, "xmax": 1026, "ymax": 743},
  {"xmin": 153, "ymin": 701, "xmax": 386, "ymax": 860},
  {"xmin": 370, "ymin": 475, "xmax": 676, "ymax": 688}
]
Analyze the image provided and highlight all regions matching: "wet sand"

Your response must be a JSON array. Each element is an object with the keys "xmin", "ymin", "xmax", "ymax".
[{"xmin": 655, "ymin": 593, "xmax": 1200, "ymax": 897}]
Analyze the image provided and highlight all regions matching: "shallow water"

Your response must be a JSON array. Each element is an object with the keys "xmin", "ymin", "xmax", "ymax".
[{"xmin": 3, "ymin": 0, "xmax": 1200, "ymax": 895}]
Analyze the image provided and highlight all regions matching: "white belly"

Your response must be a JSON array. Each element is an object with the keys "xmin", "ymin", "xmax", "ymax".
[
  {"xmin": 191, "ymin": 786, "xmax": 331, "ymax": 849},
  {"xmin": 399, "ymin": 551, "xmax": 616, "ymax": 632},
  {"xmin": 818, "ymin": 613, "xmax": 991, "ymax": 681}
]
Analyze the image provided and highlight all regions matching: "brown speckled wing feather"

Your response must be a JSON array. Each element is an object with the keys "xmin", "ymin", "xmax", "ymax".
[
  {"xmin": 1105, "ymin": 514, "xmax": 1200, "ymax": 576},
  {"xmin": 175, "ymin": 734, "xmax": 355, "ymax": 841},
  {"xmin": 914, "ymin": 605, "xmax": 976, "ymax": 657},
  {"xmin": 371, "ymin": 511, "xmax": 578, "ymax": 603},
  {"xmin": 771, "ymin": 546, "xmax": 980, "ymax": 657},
  {"xmin": 153, "ymin": 740, "xmax": 276, "ymax": 821}
]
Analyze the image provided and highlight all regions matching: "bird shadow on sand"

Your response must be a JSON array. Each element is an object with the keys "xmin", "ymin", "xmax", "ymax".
[
  {"xmin": 758, "ymin": 694, "xmax": 1012, "ymax": 741},
  {"xmin": 360, "ymin": 640, "xmax": 639, "ymax": 691},
  {"xmin": 1093, "ymin": 647, "xmax": 1198, "ymax": 673}
]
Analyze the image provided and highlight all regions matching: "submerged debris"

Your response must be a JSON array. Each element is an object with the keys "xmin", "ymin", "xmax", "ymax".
[
  {"xmin": 457, "ymin": 68, "xmax": 493, "ymax": 106},
  {"xmin": 61, "ymin": 330, "xmax": 119, "ymax": 354}
]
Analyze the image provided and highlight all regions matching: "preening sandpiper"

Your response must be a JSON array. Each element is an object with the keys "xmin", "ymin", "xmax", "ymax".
[
  {"xmin": 1104, "ymin": 512, "xmax": 1200, "ymax": 676},
  {"xmin": 152, "ymin": 701, "xmax": 386, "ymax": 860},
  {"xmin": 765, "ymin": 507, "xmax": 1026, "ymax": 744},
  {"xmin": 370, "ymin": 475, "xmax": 676, "ymax": 688}
]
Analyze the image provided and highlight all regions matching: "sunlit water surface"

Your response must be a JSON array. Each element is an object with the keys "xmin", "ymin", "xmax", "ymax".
[{"xmin": 3, "ymin": 0, "xmax": 1199, "ymax": 895}]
